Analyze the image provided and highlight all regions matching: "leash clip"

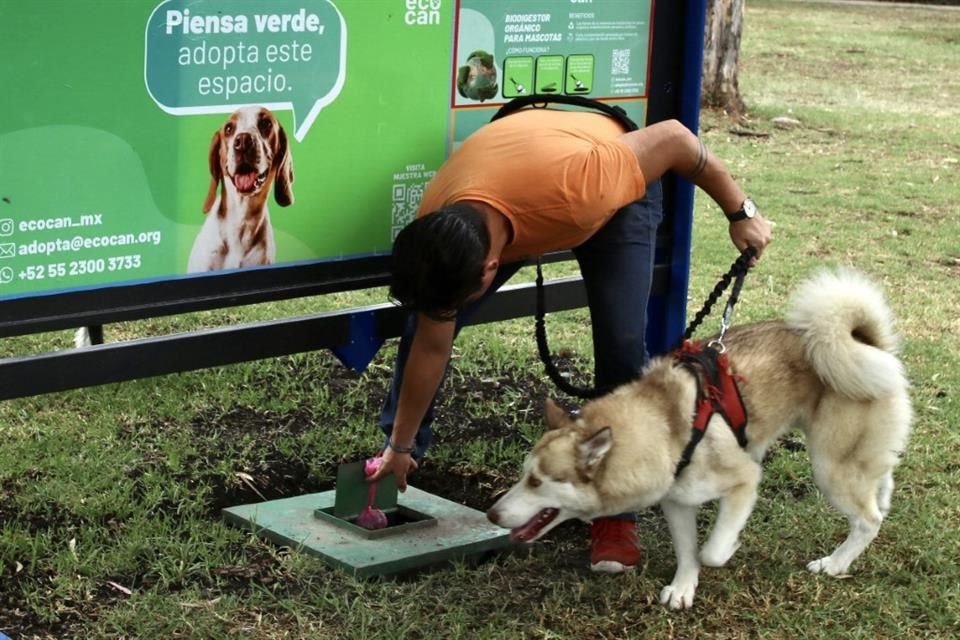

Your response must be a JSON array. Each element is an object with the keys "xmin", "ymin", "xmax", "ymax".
[
  {"xmin": 707, "ymin": 311, "xmax": 732, "ymax": 354},
  {"xmin": 708, "ymin": 258, "xmax": 748, "ymax": 354}
]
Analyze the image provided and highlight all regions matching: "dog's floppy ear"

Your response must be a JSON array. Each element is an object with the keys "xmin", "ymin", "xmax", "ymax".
[
  {"xmin": 577, "ymin": 427, "xmax": 613, "ymax": 478},
  {"xmin": 202, "ymin": 130, "xmax": 222, "ymax": 214},
  {"xmin": 273, "ymin": 123, "xmax": 295, "ymax": 207},
  {"xmin": 544, "ymin": 398, "xmax": 570, "ymax": 431}
]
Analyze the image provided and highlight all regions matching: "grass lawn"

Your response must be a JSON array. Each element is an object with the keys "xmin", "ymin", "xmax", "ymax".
[{"xmin": 2, "ymin": 1, "xmax": 959, "ymax": 638}]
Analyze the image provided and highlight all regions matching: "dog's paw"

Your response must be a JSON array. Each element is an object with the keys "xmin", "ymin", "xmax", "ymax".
[
  {"xmin": 806, "ymin": 556, "xmax": 851, "ymax": 577},
  {"xmin": 700, "ymin": 540, "xmax": 740, "ymax": 568},
  {"xmin": 659, "ymin": 581, "xmax": 698, "ymax": 610}
]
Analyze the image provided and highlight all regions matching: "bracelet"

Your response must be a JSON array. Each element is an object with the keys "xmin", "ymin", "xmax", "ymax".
[{"xmin": 387, "ymin": 440, "xmax": 416, "ymax": 455}]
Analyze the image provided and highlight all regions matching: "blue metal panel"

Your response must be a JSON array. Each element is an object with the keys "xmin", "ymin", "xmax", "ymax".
[
  {"xmin": 330, "ymin": 311, "xmax": 386, "ymax": 372},
  {"xmin": 647, "ymin": 0, "xmax": 708, "ymax": 356}
]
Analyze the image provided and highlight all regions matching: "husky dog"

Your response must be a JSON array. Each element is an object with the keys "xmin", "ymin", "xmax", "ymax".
[{"xmin": 487, "ymin": 269, "xmax": 912, "ymax": 609}]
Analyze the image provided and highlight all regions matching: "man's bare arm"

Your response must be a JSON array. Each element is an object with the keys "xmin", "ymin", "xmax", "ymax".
[
  {"xmin": 617, "ymin": 120, "xmax": 773, "ymax": 256},
  {"xmin": 369, "ymin": 313, "xmax": 455, "ymax": 489}
]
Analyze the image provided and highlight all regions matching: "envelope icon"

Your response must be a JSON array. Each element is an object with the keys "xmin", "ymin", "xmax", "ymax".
[{"xmin": 0, "ymin": 242, "xmax": 15, "ymax": 259}]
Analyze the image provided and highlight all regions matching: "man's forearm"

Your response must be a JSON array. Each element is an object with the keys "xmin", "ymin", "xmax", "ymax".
[
  {"xmin": 685, "ymin": 144, "xmax": 746, "ymax": 216},
  {"xmin": 389, "ymin": 316, "xmax": 456, "ymax": 449},
  {"xmin": 390, "ymin": 363, "xmax": 445, "ymax": 448}
]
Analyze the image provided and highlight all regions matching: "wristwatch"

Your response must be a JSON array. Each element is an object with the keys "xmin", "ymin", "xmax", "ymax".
[{"xmin": 725, "ymin": 197, "xmax": 759, "ymax": 223}]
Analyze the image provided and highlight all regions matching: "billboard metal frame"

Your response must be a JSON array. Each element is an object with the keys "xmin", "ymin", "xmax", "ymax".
[{"xmin": 0, "ymin": 0, "xmax": 708, "ymax": 401}]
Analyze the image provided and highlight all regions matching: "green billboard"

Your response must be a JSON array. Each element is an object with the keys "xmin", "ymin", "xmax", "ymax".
[{"xmin": 0, "ymin": 0, "xmax": 652, "ymax": 302}]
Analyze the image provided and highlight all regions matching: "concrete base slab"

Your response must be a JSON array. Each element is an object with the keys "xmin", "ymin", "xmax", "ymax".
[{"xmin": 223, "ymin": 486, "xmax": 513, "ymax": 577}]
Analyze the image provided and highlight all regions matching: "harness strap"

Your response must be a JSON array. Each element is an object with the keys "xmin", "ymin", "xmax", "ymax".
[{"xmin": 674, "ymin": 341, "xmax": 749, "ymax": 476}]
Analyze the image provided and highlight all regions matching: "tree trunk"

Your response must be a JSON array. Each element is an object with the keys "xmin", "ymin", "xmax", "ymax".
[{"xmin": 702, "ymin": 0, "xmax": 746, "ymax": 116}]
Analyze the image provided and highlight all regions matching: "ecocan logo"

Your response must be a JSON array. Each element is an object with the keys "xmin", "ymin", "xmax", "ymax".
[{"xmin": 404, "ymin": 0, "xmax": 441, "ymax": 25}]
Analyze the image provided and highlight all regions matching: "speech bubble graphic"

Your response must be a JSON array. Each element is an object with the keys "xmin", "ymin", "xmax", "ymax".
[{"xmin": 145, "ymin": 0, "xmax": 346, "ymax": 141}]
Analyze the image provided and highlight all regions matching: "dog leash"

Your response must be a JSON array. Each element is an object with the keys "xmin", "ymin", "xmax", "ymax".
[
  {"xmin": 490, "ymin": 94, "xmax": 639, "ymax": 132},
  {"xmin": 490, "ymin": 93, "xmax": 641, "ymax": 400},
  {"xmin": 535, "ymin": 246, "xmax": 757, "ymax": 400},
  {"xmin": 488, "ymin": 96, "xmax": 757, "ymax": 399},
  {"xmin": 677, "ymin": 245, "xmax": 756, "ymax": 354}
]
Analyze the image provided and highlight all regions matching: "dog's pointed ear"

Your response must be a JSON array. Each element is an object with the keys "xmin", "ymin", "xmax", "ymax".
[
  {"xmin": 544, "ymin": 398, "xmax": 570, "ymax": 431},
  {"xmin": 273, "ymin": 124, "xmax": 295, "ymax": 207},
  {"xmin": 203, "ymin": 130, "xmax": 222, "ymax": 214},
  {"xmin": 577, "ymin": 426, "xmax": 612, "ymax": 476}
]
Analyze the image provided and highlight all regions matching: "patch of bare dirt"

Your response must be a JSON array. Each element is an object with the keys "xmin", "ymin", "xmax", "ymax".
[{"xmin": 0, "ymin": 355, "xmax": 598, "ymax": 638}]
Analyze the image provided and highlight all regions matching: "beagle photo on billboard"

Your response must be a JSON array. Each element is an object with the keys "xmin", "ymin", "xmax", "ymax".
[{"xmin": 187, "ymin": 106, "xmax": 295, "ymax": 272}]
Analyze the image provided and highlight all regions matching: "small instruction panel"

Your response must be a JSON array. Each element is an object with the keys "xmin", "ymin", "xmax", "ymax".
[{"xmin": 454, "ymin": 0, "xmax": 652, "ymax": 106}]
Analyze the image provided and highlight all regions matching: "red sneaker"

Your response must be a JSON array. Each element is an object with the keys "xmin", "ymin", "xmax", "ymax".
[{"xmin": 590, "ymin": 518, "xmax": 644, "ymax": 573}]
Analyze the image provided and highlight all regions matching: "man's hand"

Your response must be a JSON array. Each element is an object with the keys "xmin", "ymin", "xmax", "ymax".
[
  {"xmin": 368, "ymin": 447, "xmax": 419, "ymax": 491},
  {"xmin": 729, "ymin": 213, "xmax": 774, "ymax": 266}
]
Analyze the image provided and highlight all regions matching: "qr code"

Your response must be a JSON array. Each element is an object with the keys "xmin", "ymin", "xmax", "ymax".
[
  {"xmin": 406, "ymin": 183, "xmax": 424, "ymax": 210},
  {"xmin": 612, "ymin": 48, "xmax": 631, "ymax": 76},
  {"xmin": 390, "ymin": 182, "xmax": 426, "ymax": 227},
  {"xmin": 392, "ymin": 201, "xmax": 414, "ymax": 227}
]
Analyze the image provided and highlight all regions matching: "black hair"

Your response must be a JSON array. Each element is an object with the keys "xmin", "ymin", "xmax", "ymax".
[{"xmin": 389, "ymin": 203, "xmax": 491, "ymax": 320}]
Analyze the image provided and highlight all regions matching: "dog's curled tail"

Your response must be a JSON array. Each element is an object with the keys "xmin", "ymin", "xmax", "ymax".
[{"xmin": 786, "ymin": 268, "xmax": 905, "ymax": 400}]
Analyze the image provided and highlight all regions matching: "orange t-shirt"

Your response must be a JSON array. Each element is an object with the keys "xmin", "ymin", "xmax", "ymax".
[{"xmin": 417, "ymin": 108, "xmax": 647, "ymax": 262}]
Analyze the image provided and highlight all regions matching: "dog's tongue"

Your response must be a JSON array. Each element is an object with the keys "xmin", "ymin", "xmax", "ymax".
[
  {"xmin": 510, "ymin": 508, "xmax": 559, "ymax": 542},
  {"xmin": 234, "ymin": 171, "xmax": 258, "ymax": 193}
]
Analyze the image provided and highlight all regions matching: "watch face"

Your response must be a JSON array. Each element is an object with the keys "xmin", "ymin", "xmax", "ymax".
[{"xmin": 744, "ymin": 198, "xmax": 758, "ymax": 218}]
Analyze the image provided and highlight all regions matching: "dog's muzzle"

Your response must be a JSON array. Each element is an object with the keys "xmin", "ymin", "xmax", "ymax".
[{"xmin": 487, "ymin": 506, "xmax": 560, "ymax": 542}]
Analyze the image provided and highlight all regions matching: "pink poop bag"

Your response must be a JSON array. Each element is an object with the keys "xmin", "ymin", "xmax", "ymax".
[{"xmin": 356, "ymin": 457, "xmax": 388, "ymax": 530}]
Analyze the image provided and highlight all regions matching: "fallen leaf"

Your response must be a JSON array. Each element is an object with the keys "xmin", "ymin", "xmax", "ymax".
[
  {"xmin": 235, "ymin": 472, "xmax": 267, "ymax": 501},
  {"xmin": 772, "ymin": 116, "xmax": 802, "ymax": 129},
  {"xmin": 106, "ymin": 581, "xmax": 133, "ymax": 596}
]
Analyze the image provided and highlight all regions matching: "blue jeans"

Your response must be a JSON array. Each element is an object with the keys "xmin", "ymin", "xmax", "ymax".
[{"xmin": 380, "ymin": 180, "xmax": 665, "ymax": 487}]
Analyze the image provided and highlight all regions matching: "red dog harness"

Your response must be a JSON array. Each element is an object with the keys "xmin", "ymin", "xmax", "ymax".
[{"xmin": 673, "ymin": 341, "xmax": 749, "ymax": 476}]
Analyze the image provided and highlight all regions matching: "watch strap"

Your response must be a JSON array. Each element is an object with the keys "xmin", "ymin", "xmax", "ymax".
[
  {"xmin": 725, "ymin": 198, "xmax": 754, "ymax": 223},
  {"xmin": 725, "ymin": 208, "xmax": 749, "ymax": 222}
]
